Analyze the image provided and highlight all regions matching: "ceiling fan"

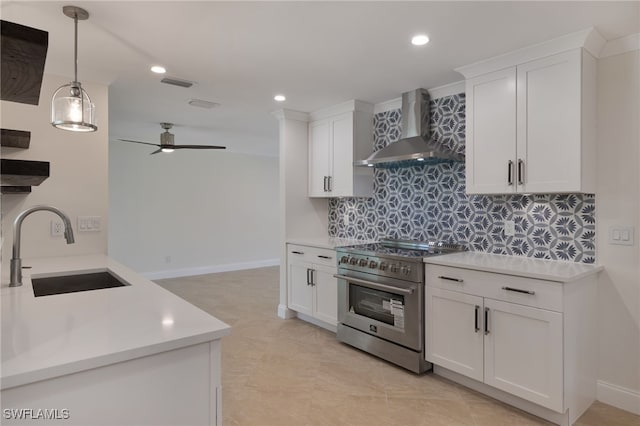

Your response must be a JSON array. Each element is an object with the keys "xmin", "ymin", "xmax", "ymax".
[{"xmin": 117, "ymin": 123, "xmax": 226, "ymax": 154}]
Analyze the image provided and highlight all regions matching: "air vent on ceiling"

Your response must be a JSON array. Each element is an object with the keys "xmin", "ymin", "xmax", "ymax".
[
  {"xmin": 160, "ymin": 77, "xmax": 194, "ymax": 88},
  {"xmin": 188, "ymin": 99, "xmax": 219, "ymax": 109}
]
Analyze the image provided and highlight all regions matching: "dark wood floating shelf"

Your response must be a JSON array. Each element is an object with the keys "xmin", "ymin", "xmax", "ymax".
[
  {"xmin": 1, "ymin": 20, "xmax": 49, "ymax": 105},
  {"xmin": 1, "ymin": 186, "xmax": 31, "ymax": 194},
  {"xmin": 1, "ymin": 158, "xmax": 50, "ymax": 186},
  {"xmin": 1, "ymin": 128, "xmax": 31, "ymax": 148}
]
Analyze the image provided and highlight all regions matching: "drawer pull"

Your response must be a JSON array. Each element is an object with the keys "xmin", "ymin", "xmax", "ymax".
[
  {"xmin": 317, "ymin": 255, "xmax": 332, "ymax": 260},
  {"xmin": 438, "ymin": 275, "xmax": 464, "ymax": 283},
  {"xmin": 502, "ymin": 286, "xmax": 535, "ymax": 295},
  {"xmin": 291, "ymin": 251, "xmax": 304, "ymax": 255}
]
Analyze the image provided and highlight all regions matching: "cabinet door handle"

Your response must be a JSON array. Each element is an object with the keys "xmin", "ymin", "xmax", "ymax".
[
  {"xmin": 474, "ymin": 305, "xmax": 480, "ymax": 333},
  {"xmin": 323, "ymin": 176, "xmax": 328, "ymax": 192},
  {"xmin": 310, "ymin": 269, "xmax": 316, "ymax": 286},
  {"xmin": 328, "ymin": 176, "xmax": 333, "ymax": 192},
  {"xmin": 317, "ymin": 255, "xmax": 332, "ymax": 260},
  {"xmin": 291, "ymin": 251, "xmax": 304, "ymax": 255},
  {"xmin": 306, "ymin": 269, "xmax": 311, "ymax": 285},
  {"xmin": 438, "ymin": 275, "xmax": 464, "ymax": 283},
  {"xmin": 507, "ymin": 160, "xmax": 514, "ymax": 185},
  {"xmin": 501, "ymin": 286, "xmax": 535, "ymax": 295},
  {"xmin": 484, "ymin": 307, "xmax": 490, "ymax": 335},
  {"xmin": 517, "ymin": 159, "xmax": 524, "ymax": 185}
]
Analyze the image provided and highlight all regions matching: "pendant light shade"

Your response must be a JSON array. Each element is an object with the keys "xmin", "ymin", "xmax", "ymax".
[{"xmin": 51, "ymin": 6, "xmax": 97, "ymax": 132}]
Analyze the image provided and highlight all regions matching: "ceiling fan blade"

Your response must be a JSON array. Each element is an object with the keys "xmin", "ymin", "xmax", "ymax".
[
  {"xmin": 117, "ymin": 139, "xmax": 161, "ymax": 147},
  {"xmin": 150, "ymin": 148, "xmax": 163, "ymax": 155},
  {"xmin": 171, "ymin": 145, "xmax": 226, "ymax": 150}
]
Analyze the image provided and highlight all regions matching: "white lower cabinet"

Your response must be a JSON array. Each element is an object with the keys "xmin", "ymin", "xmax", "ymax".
[
  {"xmin": 426, "ymin": 263, "xmax": 597, "ymax": 425},
  {"xmin": 483, "ymin": 298, "xmax": 563, "ymax": 412},
  {"xmin": 287, "ymin": 244, "xmax": 338, "ymax": 328},
  {"xmin": 313, "ymin": 265, "xmax": 338, "ymax": 325},
  {"xmin": 426, "ymin": 287, "xmax": 484, "ymax": 381}
]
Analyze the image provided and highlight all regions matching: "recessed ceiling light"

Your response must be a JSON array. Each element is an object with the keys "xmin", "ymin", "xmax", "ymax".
[
  {"xmin": 274, "ymin": 94, "xmax": 286, "ymax": 102},
  {"xmin": 151, "ymin": 65, "xmax": 167, "ymax": 74},
  {"xmin": 411, "ymin": 34, "xmax": 430, "ymax": 46}
]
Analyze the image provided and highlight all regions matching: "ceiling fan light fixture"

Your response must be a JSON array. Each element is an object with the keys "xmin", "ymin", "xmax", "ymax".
[
  {"xmin": 51, "ymin": 6, "xmax": 97, "ymax": 132},
  {"xmin": 151, "ymin": 65, "xmax": 166, "ymax": 74},
  {"xmin": 161, "ymin": 148, "xmax": 174, "ymax": 153}
]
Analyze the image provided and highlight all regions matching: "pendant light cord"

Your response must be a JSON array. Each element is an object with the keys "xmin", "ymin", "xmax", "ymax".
[{"xmin": 73, "ymin": 12, "xmax": 78, "ymax": 84}]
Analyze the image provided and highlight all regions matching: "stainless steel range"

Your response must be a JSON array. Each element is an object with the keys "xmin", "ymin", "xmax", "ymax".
[{"xmin": 335, "ymin": 239, "xmax": 466, "ymax": 373}]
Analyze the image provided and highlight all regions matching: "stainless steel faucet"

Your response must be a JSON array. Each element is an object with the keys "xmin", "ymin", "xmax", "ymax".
[{"xmin": 10, "ymin": 205, "xmax": 75, "ymax": 287}]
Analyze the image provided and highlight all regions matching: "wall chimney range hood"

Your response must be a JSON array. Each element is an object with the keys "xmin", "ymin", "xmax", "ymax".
[{"xmin": 355, "ymin": 88, "xmax": 464, "ymax": 168}]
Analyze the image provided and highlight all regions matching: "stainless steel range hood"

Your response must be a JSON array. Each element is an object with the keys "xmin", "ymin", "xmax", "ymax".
[{"xmin": 355, "ymin": 88, "xmax": 464, "ymax": 168}]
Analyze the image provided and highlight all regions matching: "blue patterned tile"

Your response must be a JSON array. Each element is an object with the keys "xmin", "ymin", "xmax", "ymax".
[{"xmin": 328, "ymin": 93, "xmax": 597, "ymax": 263}]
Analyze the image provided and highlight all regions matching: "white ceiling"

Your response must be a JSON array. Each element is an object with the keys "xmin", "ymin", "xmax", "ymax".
[{"xmin": 2, "ymin": 1, "xmax": 639, "ymax": 157}]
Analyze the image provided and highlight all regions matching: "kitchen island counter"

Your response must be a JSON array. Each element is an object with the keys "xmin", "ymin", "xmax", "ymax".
[{"xmin": 1, "ymin": 254, "xmax": 229, "ymax": 425}]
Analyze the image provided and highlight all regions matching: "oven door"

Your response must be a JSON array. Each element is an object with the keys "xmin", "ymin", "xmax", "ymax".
[{"xmin": 335, "ymin": 270, "xmax": 423, "ymax": 351}]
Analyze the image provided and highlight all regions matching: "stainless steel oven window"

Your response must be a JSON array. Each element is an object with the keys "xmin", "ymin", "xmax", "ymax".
[{"xmin": 349, "ymin": 284, "xmax": 405, "ymax": 328}]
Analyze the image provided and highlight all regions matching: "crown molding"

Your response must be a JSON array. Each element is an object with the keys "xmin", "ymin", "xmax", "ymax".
[
  {"xmin": 455, "ymin": 27, "xmax": 605, "ymax": 79},
  {"xmin": 271, "ymin": 109, "xmax": 309, "ymax": 122},
  {"xmin": 309, "ymin": 100, "xmax": 374, "ymax": 121},
  {"xmin": 600, "ymin": 33, "xmax": 640, "ymax": 58}
]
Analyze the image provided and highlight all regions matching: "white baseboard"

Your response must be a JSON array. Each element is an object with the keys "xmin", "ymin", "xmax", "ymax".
[
  {"xmin": 296, "ymin": 312, "xmax": 337, "ymax": 333},
  {"xmin": 434, "ymin": 366, "xmax": 569, "ymax": 426},
  {"xmin": 597, "ymin": 380, "xmax": 640, "ymax": 415},
  {"xmin": 143, "ymin": 258, "xmax": 279, "ymax": 280},
  {"xmin": 277, "ymin": 304, "xmax": 296, "ymax": 319}
]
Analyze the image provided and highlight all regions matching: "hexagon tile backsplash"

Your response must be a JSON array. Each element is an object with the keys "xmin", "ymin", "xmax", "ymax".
[{"xmin": 328, "ymin": 93, "xmax": 596, "ymax": 264}]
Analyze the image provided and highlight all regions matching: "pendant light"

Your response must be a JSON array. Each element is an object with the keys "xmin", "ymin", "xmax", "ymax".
[{"xmin": 51, "ymin": 6, "xmax": 97, "ymax": 132}]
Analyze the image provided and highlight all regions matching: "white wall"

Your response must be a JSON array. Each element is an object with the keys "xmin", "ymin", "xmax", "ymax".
[
  {"xmin": 596, "ymin": 49, "xmax": 640, "ymax": 412},
  {"xmin": 108, "ymin": 140, "xmax": 279, "ymax": 279},
  {"xmin": 1, "ymin": 74, "xmax": 109, "ymax": 275}
]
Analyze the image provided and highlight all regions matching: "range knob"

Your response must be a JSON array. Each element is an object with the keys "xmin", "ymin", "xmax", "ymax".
[
  {"xmin": 390, "ymin": 264, "xmax": 399, "ymax": 273},
  {"xmin": 369, "ymin": 260, "xmax": 378, "ymax": 269},
  {"xmin": 359, "ymin": 258, "xmax": 368, "ymax": 267},
  {"xmin": 340, "ymin": 256, "xmax": 349, "ymax": 264},
  {"xmin": 349, "ymin": 257, "xmax": 358, "ymax": 265},
  {"xmin": 401, "ymin": 266, "xmax": 411, "ymax": 275},
  {"xmin": 379, "ymin": 262, "xmax": 388, "ymax": 271}
]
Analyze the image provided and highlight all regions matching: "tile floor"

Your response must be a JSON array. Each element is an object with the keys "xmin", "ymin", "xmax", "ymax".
[{"xmin": 157, "ymin": 267, "xmax": 639, "ymax": 426}]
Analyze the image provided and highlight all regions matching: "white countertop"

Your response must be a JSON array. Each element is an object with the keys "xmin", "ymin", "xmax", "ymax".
[
  {"xmin": 424, "ymin": 252, "xmax": 603, "ymax": 282},
  {"xmin": 1, "ymin": 254, "xmax": 230, "ymax": 390},
  {"xmin": 286, "ymin": 237, "xmax": 375, "ymax": 250}
]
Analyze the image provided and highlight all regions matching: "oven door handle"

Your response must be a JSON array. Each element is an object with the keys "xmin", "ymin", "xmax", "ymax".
[{"xmin": 333, "ymin": 274, "xmax": 415, "ymax": 295}]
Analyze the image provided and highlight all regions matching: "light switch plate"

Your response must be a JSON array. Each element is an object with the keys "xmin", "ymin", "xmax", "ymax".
[
  {"xmin": 78, "ymin": 216, "xmax": 101, "ymax": 232},
  {"xmin": 609, "ymin": 226, "xmax": 634, "ymax": 246}
]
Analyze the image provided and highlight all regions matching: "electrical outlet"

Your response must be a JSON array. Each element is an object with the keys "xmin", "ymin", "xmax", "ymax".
[
  {"xmin": 51, "ymin": 220, "xmax": 64, "ymax": 237},
  {"xmin": 504, "ymin": 220, "xmax": 516, "ymax": 237},
  {"xmin": 165, "ymin": 256, "xmax": 172, "ymax": 264}
]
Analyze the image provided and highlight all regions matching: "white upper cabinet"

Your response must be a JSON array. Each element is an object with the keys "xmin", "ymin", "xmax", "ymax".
[
  {"xmin": 465, "ymin": 68, "xmax": 518, "ymax": 194},
  {"xmin": 308, "ymin": 101, "xmax": 374, "ymax": 198},
  {"xmin": 458, "ymin": 28, "xmax": 603, "ymax": 195}
]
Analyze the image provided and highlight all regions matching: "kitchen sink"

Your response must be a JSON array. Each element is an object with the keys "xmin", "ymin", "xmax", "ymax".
[{"xmin": 32, "ymin": 271, "xmax": 129, "ymax": 297}]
